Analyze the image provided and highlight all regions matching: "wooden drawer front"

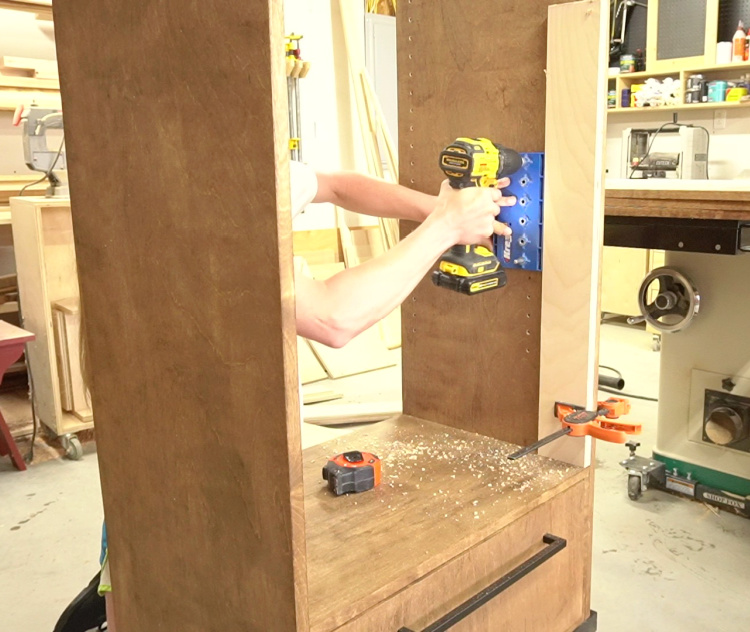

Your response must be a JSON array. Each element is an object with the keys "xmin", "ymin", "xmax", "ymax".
[{"xmin": 334, "ymin": 476, "xmax": 592, "ymax": 632}]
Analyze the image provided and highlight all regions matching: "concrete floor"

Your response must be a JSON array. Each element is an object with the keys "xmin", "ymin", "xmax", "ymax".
[{"xmin": 2, "ymin": 324, "xmax": 750, "ymax": 631}]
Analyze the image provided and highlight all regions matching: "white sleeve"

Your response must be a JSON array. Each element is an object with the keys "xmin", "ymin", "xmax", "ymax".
[{"xmin": 289, "ymin": 160, "xmax": 319, "ymax": 219}]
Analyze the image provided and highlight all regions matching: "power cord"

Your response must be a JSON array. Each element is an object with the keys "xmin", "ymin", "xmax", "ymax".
[
  {"xmin": 599, "ymin": 385, "xmax": 659, "ymax": 402},
  {"xmin": 19, "ymin": 133, "xmax": 66, "ymax": 195},
  {"xmin": 628, "ymin": 120, "xmax": 711, "ymax": 180},
  {"xmin": 25, "ymin": 364, "xmax": 39, "ymax": 464},
  {"xmin": 598, "ymin": 364, "xmax": 659, "ymax": 402}
]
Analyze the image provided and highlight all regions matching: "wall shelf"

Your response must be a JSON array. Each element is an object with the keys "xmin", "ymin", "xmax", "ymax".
[
  {"xmin": 608, "ymin": 100, "xmax": 750, "ymax": 115},
  {"xmin": 608, "ymin": 61, "xmax": 750, "ymax": 113}
]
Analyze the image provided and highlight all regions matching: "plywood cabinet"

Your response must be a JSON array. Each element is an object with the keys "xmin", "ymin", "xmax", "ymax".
[
  {"xmin": 51, "ymin": 0, "xmax": 605, "ymax": 630},
  {"xmin": 305, "ymin": 417, "xmax": 591, "ymax": 632},
  {"xmin": 9, "ymin": 196, "xmax": 91, "ymax": 438}
]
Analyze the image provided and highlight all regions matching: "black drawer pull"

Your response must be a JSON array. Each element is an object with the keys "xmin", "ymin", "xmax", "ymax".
[{"xmin": 398, "ymin": 533, "xmax": 567, "ymax": 632}]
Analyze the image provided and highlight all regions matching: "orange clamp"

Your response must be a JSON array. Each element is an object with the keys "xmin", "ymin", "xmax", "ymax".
[{"xmin": 554, "ymin": 398, "xmax": 641, "ymax": 444}]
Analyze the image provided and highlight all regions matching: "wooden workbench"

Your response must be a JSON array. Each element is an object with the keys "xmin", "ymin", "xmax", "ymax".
[
  {"xmin": 602, "ymin": 179, "xmax": 750, "ymax": 318},
  {"xmin": 606, "ymin": 179, "xmax": 750, "ymax": 220}
]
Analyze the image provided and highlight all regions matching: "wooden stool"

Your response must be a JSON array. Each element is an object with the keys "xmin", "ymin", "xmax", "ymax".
[{"xmin": 0, "ymin": 321, "xmax": 35, "ymax": 471}]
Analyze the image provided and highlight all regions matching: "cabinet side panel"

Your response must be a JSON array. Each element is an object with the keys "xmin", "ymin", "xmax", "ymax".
[
  {"xmin": 398, "ymin": 0, "xmax": 574, "ymax": 445},
  {"xmin": 53, "ymin": 1, "xmax": 308, "ymax": 630}
]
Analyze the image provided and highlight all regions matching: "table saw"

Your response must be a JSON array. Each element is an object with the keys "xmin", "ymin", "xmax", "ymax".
[{"xmin": 606, "ymin": 179, "xmax": 750, "ymax": 515}]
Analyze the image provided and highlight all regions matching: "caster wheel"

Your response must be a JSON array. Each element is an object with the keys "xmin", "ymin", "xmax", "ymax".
[
  {"xmin": 628, "ymin": 474, "xmax": 642, "ymax": 501},
  {"xmin": 651, "ymin": 335, "xmax": 661, "ymax": 353},
  {"xmin": 63, "ymin": 435, "xmax": 83, "ymax": 461}
]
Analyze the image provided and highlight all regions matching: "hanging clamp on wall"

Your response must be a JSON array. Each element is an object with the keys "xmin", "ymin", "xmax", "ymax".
[{"xmin": 285, "ymin": 33, "xmax": 311, "ymax": 161}]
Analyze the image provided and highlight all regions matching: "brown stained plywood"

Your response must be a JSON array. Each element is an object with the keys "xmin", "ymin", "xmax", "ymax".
[
  {"xmin": 53, "ymin": 2, "xmax": 308, "ymax": 631},
  {"xmin": 303, "ymin": 415, "xmax": 584, "ymax": 632},
  {"xmin": 398, "ymin": 269, "xmax": 542, "ymax": 447},
  {"xmin": 397, "ymin": 0, "xmax": 573, "ymax": 447},
  {"xmin": 606, "ymin": 189, "xmax": 750, "ymax": 220},
  {"xmin": 333, "ymin": 475, "xmax": 592, "ymax": 632}
]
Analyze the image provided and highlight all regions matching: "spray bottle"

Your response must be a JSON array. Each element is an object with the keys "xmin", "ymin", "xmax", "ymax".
[{"xmin": 733, "ymin": 20, "xmax": 746, "ymax": 63}]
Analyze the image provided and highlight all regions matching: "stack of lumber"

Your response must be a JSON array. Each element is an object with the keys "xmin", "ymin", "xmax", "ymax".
[
  {"xmin": 0, "ymin": 1, "xmax": 53, "ymax": 20},
  {"xmin": 0, "ymin": 56, "xmax": 61, "ymax": 111}
]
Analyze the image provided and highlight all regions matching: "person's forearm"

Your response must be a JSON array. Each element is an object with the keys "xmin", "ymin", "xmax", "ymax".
[
  {"xmin": 314, "ymin": 218, "xmax": 455, "ymax": 346},
  {"xmin": 323, "ymin": 171, "xmax": 436, "ymax": 222}
]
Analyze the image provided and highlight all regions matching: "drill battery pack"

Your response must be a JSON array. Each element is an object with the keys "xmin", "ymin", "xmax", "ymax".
[
  {"xmin": 432, "ymin": 268, "xmax": 508, "ymax": 295},
  {"xmin": 431, "ymin": 244, "xmax": 508, "ymax": 295}
]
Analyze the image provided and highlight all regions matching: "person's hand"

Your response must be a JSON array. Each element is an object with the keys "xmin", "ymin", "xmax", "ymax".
[
  {"xmin": 428, "ymin": 178, "xmax": 516, "ymax": 246},
  {"xmin": 492, "ymin": 177, "xmax": 516, "ymax": 239}
]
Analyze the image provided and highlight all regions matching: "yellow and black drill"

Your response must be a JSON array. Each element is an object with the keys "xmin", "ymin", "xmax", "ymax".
[{"xmin": 432, "ymin": 137, "xmax": 523, "ymax": 295}]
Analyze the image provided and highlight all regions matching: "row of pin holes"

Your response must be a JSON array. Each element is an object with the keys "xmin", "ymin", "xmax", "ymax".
[
  {"xmin": 526, "ymin": 294, "xmax": 531, "ymax": 354},
  {"xmin": 408, "ymin": 0, "xmax": 415, "ymax": 184},
  {"xmin": 405, "ymin": 10, "xmax": 533, "ymax": 350},
  {"xmin": 407, "ymin": 27, "xmax": 417, "ymax": 185}
]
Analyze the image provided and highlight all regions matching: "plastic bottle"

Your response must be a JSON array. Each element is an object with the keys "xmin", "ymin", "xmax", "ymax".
[
  {"xmin": 732, "ymin": 20, "xmax": 746, "ymax": 63},
  {"xmin": 635, "ymin": 48, "xmax": 645, "ymax": 72}
]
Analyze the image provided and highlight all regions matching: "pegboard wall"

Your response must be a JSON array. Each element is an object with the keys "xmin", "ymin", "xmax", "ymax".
[
  {"xmin": 622, "ymin": 0, "xmax": 649, "ymax": 56},
  {"xmin": 719, "ymin": 0, "xmax": 750, "ymax": 41},
  {"xmin": 656, "ymin": 0, "xmax": 708, "ymax": 60}
]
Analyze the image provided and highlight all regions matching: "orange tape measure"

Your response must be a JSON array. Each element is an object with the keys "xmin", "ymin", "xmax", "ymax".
[{"xmin": 322, "ymin": 451, "xmax": 381, "ymax": 496}]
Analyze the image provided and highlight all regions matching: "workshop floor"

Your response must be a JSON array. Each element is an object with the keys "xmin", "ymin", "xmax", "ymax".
[{"xmin": 2, "ymin": 324, "xmax": 749, "ymax": 631}]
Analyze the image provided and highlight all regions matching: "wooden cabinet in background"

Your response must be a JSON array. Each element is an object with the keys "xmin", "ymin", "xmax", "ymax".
[{"xmin": 9, "ymin": 196, "xmax": 92, "ymax": 445}]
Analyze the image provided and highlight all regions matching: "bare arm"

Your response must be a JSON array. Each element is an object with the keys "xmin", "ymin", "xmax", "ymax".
[
  {"xmin": 314, "ymin": 170, "xmax": 514, "ymax": 238},
  {"xmin": 296, "ymin": 182, "xmax": 505, "ymax": 347},
  {"xmin": 314, "ymin": 170, "xmax": 436, "ymax": 222}
]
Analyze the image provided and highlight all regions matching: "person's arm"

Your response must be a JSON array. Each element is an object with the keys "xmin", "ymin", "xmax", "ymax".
[
  {"xmin": 314, "ymin": 170, "xmax": 515, "ymax": 237},
  {"xmin": 296, "ymin": 181, "xmax": 504, "ymax": 347},
  {"xmin": 314, "ymin": 170, "xmax": 435, "ymax": 222}
]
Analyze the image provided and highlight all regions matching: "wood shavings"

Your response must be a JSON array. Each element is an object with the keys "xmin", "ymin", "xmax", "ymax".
[{"xmin": 307, "ymin": 418, "xmax": 580, "ymax": 528}]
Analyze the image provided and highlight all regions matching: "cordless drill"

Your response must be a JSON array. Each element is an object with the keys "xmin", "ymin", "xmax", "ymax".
[{"xmin": 432, "ymin": 137, "xmax": 523, "ymax": 295}]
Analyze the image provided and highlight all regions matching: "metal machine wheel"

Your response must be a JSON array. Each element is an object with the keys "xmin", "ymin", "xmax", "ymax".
[
  {"xmin": 62, "ymin": 434, "xmax": 83, "ymax": 461},
  {"xmin": 628, "ymin": 267, "xmax": 700, "ymax": 333},
  {"xmin": 627, "ymin": 474, "xmax": 642, "ymax": 501}
]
